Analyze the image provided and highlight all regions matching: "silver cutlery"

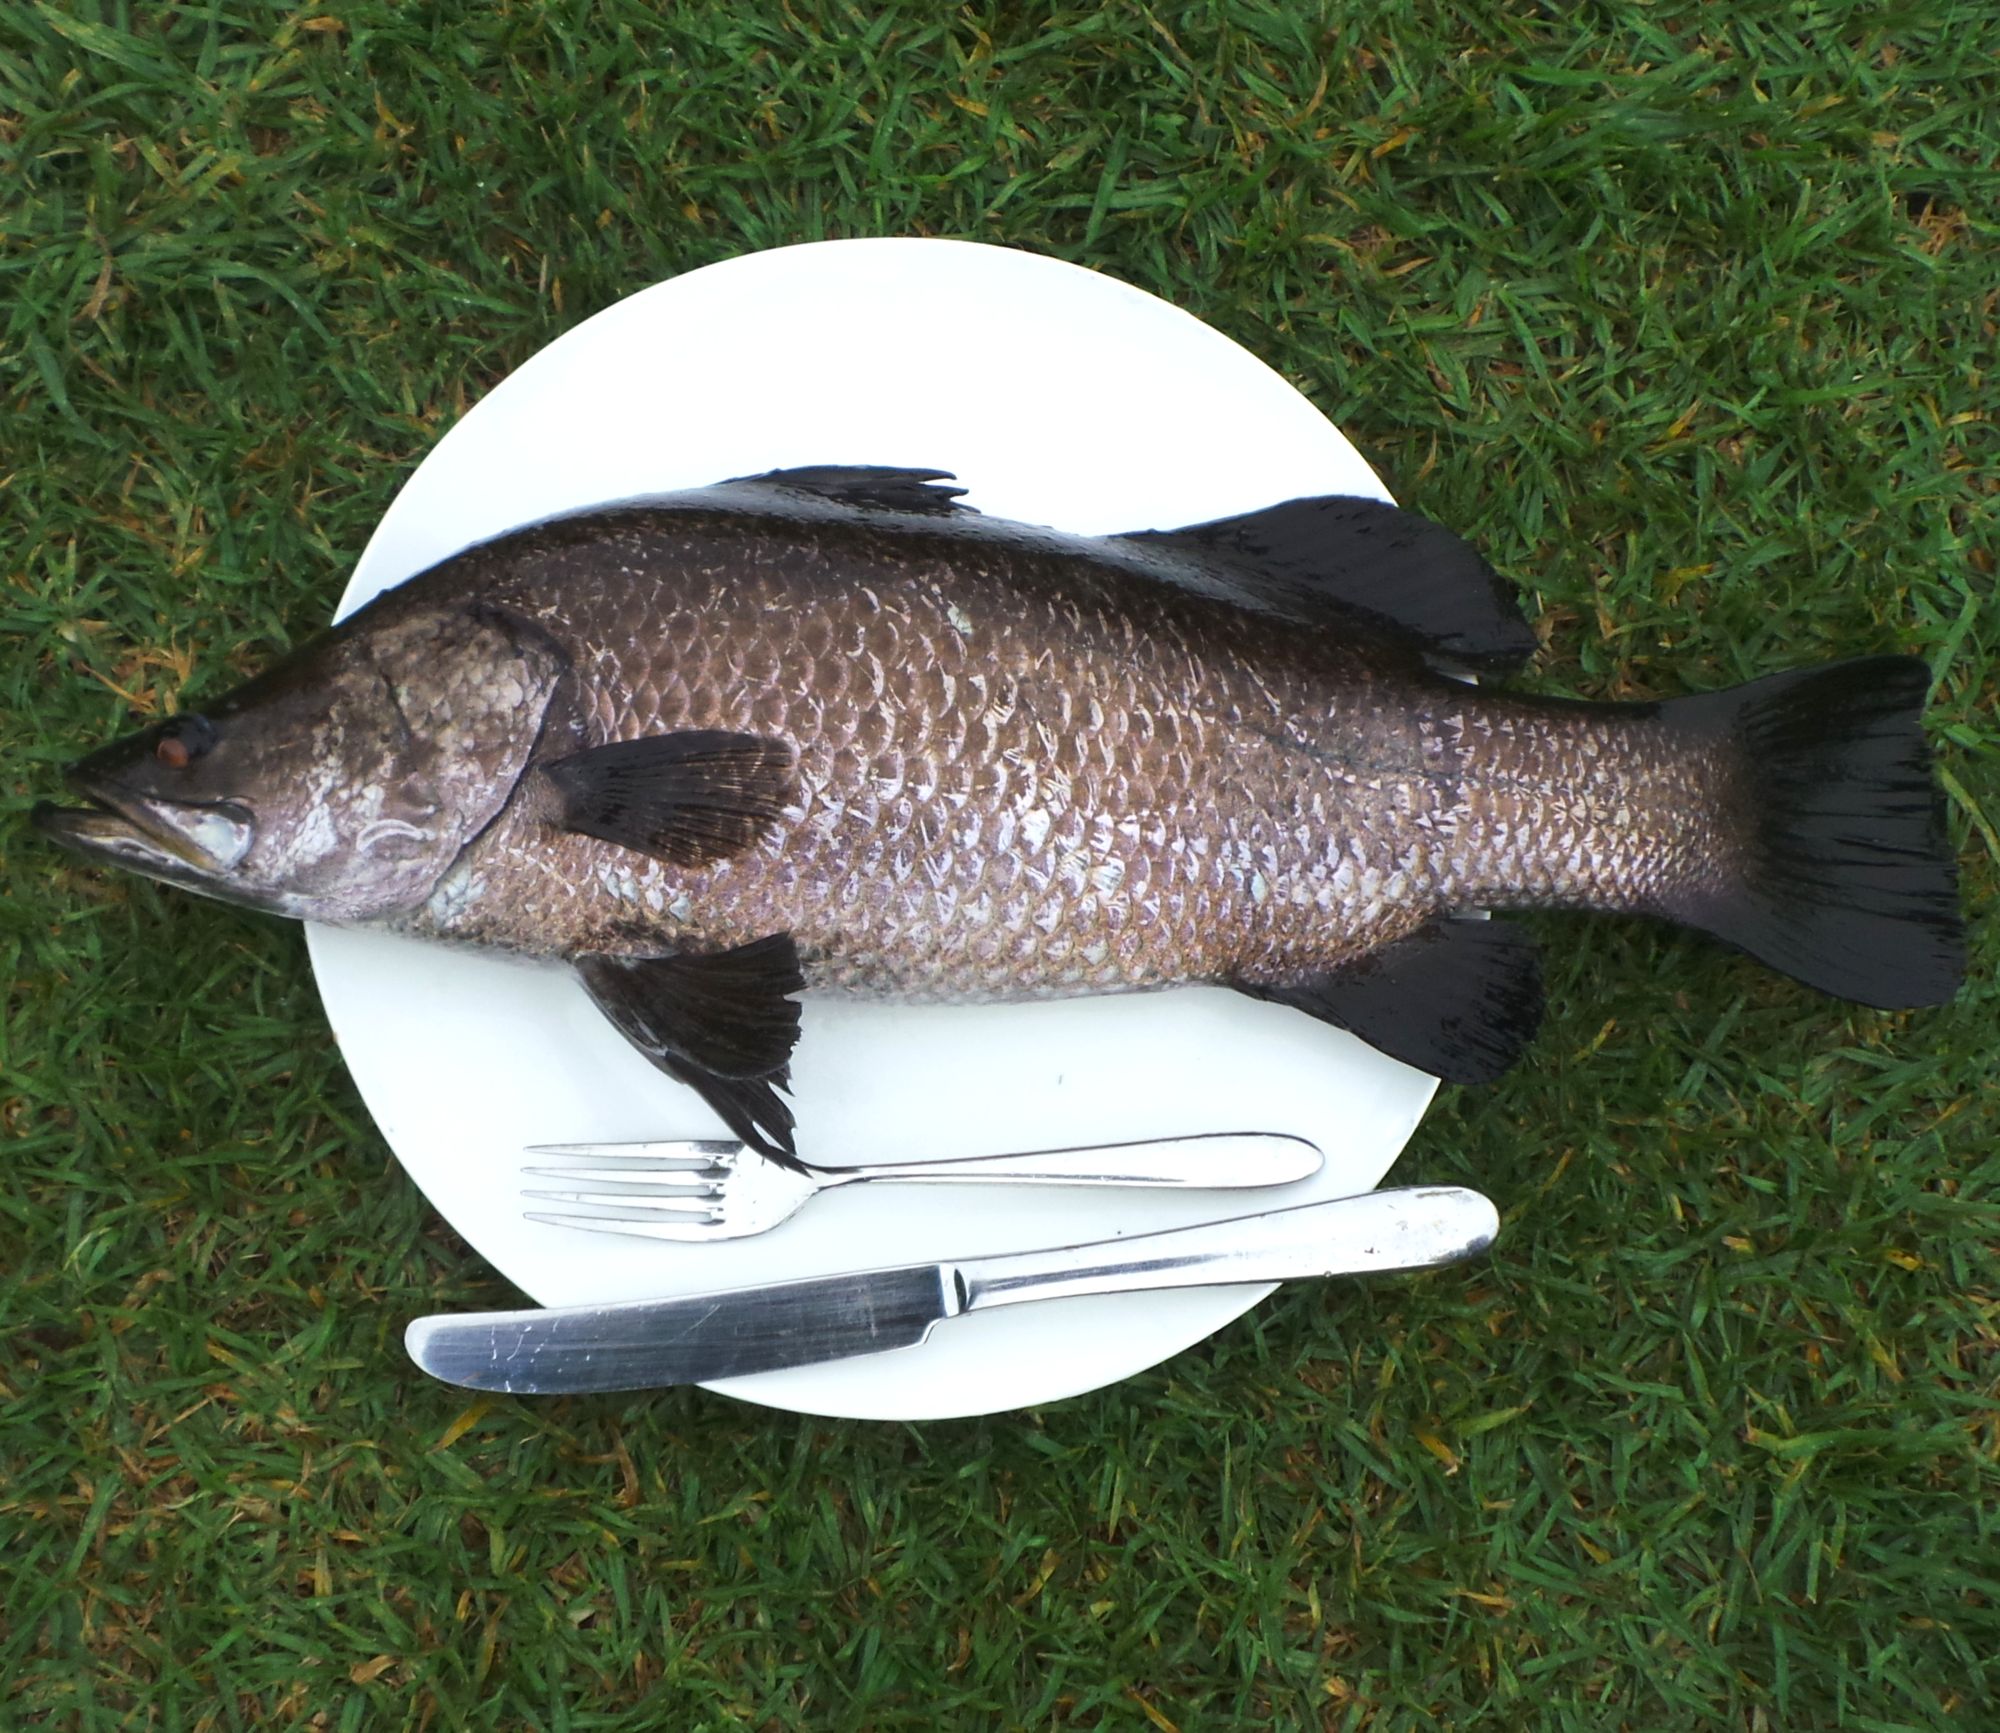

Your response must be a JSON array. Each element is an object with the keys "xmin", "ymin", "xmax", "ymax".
[
  {"xmin": 520, "ymin": 1131, "xmax": 1326, "ymax": 1243},
  {"xmin": 408, "ymin": 1184, "xmax": 1500, "ymax": 1393}
]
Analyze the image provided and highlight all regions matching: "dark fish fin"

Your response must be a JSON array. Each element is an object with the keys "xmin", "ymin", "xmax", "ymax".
[
  {"xmin": 1123, "ymin": 496, "xmax": 1538, "ymax": 674},
  {"xmin": 723, "ymin": 465, "xmax": 971, "ymax": 517},
  {"xmin": 1235, "ymin": 918, "xmax": 1545, "ymax": 1084},
  {"xmin": 544, "ymin": 731, "xmax": 797, "ymax": 868},
  {"xmin": 1662, "ymin": 656, "xmax": 1964, "ymax": 1007},
  {"xmin": 576, "ymin": 937, "xmax": 806, "ymax": 1164}
]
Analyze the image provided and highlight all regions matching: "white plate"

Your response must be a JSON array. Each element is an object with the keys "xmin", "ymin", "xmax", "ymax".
[{"xmin": 304, "ymin": 238, "xmax": 1439, "ymax": 1420}]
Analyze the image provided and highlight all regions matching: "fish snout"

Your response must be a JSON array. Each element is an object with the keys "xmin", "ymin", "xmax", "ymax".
[{"xmin": 38, "ymin": 770, "xmax": 256, "ymax": 876}]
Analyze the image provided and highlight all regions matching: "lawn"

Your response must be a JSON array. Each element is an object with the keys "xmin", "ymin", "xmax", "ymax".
[{"xmin": 2, "ymin": 2, "xmax": 1996, "ymax": 1728}]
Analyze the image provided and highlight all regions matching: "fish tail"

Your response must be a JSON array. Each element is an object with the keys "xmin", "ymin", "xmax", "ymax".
[{"xmin": 1664, "ymin": 655, "xmax": 1964, "ymax": 1008}]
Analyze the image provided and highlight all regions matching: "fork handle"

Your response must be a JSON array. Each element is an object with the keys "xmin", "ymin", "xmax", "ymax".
[{"xmin": 813, "ymin": 1132, "xmax": 1322, "ymax": 1190}]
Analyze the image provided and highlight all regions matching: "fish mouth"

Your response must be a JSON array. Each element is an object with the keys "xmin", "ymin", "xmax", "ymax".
[{"xmin": 33, "ymin": 775, "xmax": 256, "ymax": 887}]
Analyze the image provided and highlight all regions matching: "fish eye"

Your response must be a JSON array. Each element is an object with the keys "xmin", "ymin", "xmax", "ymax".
[{"xmin": 155, "ymin": 713, "xmax": 217, "ymax": 769}]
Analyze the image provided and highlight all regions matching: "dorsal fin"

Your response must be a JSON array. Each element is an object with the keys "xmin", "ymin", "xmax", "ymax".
[
  {"xmin": 1122, "ymin": 496, "xmax": 1537, "ymax": 674},
  {"xmin": 722, "ymin": 465, "xmax": 972, "ymax": 517}
]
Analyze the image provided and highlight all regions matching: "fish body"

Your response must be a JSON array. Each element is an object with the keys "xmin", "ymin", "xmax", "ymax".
[
  {"xmin": 36, "ymin": 467, "xmax": 1965, "ymax": 1158},
  {"xmin": 394, "ymin": 491, "xmax": 1712, "ymax": 985}
]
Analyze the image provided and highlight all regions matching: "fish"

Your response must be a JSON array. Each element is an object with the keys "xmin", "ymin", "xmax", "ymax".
[{"xmin": 34, "ymin": 465, "xmax": 1965, "ymax": 1161}]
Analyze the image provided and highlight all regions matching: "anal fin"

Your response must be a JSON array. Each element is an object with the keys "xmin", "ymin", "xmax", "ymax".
[
  {"xmin": 577, "ymin": 936, "xmax": 805, "ymax": 1163},
  {"xmin": 1234, "ymin": 919, "xmax": 1544, "ymax": 1084}
]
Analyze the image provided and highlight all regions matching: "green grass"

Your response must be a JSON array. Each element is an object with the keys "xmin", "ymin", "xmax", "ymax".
[{"xmin": 3, "ymin": 1, "xmax": 1997, "ymax": 1727}]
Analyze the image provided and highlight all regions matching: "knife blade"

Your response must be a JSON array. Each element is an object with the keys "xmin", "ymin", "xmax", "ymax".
[{"xmin": 405, "ymin": 1185, "xmax": 1499, "ymax": 1395}]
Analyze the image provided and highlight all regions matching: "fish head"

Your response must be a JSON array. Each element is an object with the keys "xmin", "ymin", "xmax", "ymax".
[{"xmin": 36, "ymin": 600, "xmax": 565, "ymax": 923}]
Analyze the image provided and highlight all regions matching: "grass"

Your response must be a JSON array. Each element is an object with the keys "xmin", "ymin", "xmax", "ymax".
[{"xmin": 2, "ymin": 1, "xmax": 1996, "ymax": 1726}]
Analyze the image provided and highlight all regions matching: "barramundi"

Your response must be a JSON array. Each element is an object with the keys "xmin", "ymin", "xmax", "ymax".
[{"xmin": 35, "ymin": 467, "xmax": 1965, "ymax": 1159}]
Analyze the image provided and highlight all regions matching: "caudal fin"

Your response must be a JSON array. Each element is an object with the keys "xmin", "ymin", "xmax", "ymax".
[{"xmin": 1670, "ymin": 656, "xmax": 1964, "ymax": 1008}]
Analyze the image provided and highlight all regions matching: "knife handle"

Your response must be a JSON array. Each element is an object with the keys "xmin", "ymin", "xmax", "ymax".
[{"xmin": 955, "ymin": 1187, "xmax": 1498, "ymax": 1313}]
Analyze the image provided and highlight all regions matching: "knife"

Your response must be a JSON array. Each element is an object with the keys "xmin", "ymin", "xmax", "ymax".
[{"xmin": 405, "ymin": 1185, "xmax": 1499, "ymax": 1395}]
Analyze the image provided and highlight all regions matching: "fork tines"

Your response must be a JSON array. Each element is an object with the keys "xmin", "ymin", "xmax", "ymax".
[{"xmin": 521, "ymin": 1141, "xmax": 740, "ymax": 1225}]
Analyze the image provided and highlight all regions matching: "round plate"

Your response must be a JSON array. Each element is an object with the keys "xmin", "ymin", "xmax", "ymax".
[{"xmin": 304, "ymin": 238, "xmax": 1438, "ymax": 1420}]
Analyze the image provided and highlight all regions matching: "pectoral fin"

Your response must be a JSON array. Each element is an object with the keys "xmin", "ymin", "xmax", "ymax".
[
  {"xmin": 1234, "ymin": 919, "xmax": 1544, "ymax": 1084},
  {"xmin": 576, "ymin": 936, "xmax": 805, "ymax": 1163},
  {"xmin": 545, "ymin": 731, "xmax": 797, "ymax": 867}
]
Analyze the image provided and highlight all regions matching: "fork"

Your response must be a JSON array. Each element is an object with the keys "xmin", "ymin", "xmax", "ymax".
[{"xmin": 520, "ymin": 1131, "xmax": 1324, "ymax": 1243}]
